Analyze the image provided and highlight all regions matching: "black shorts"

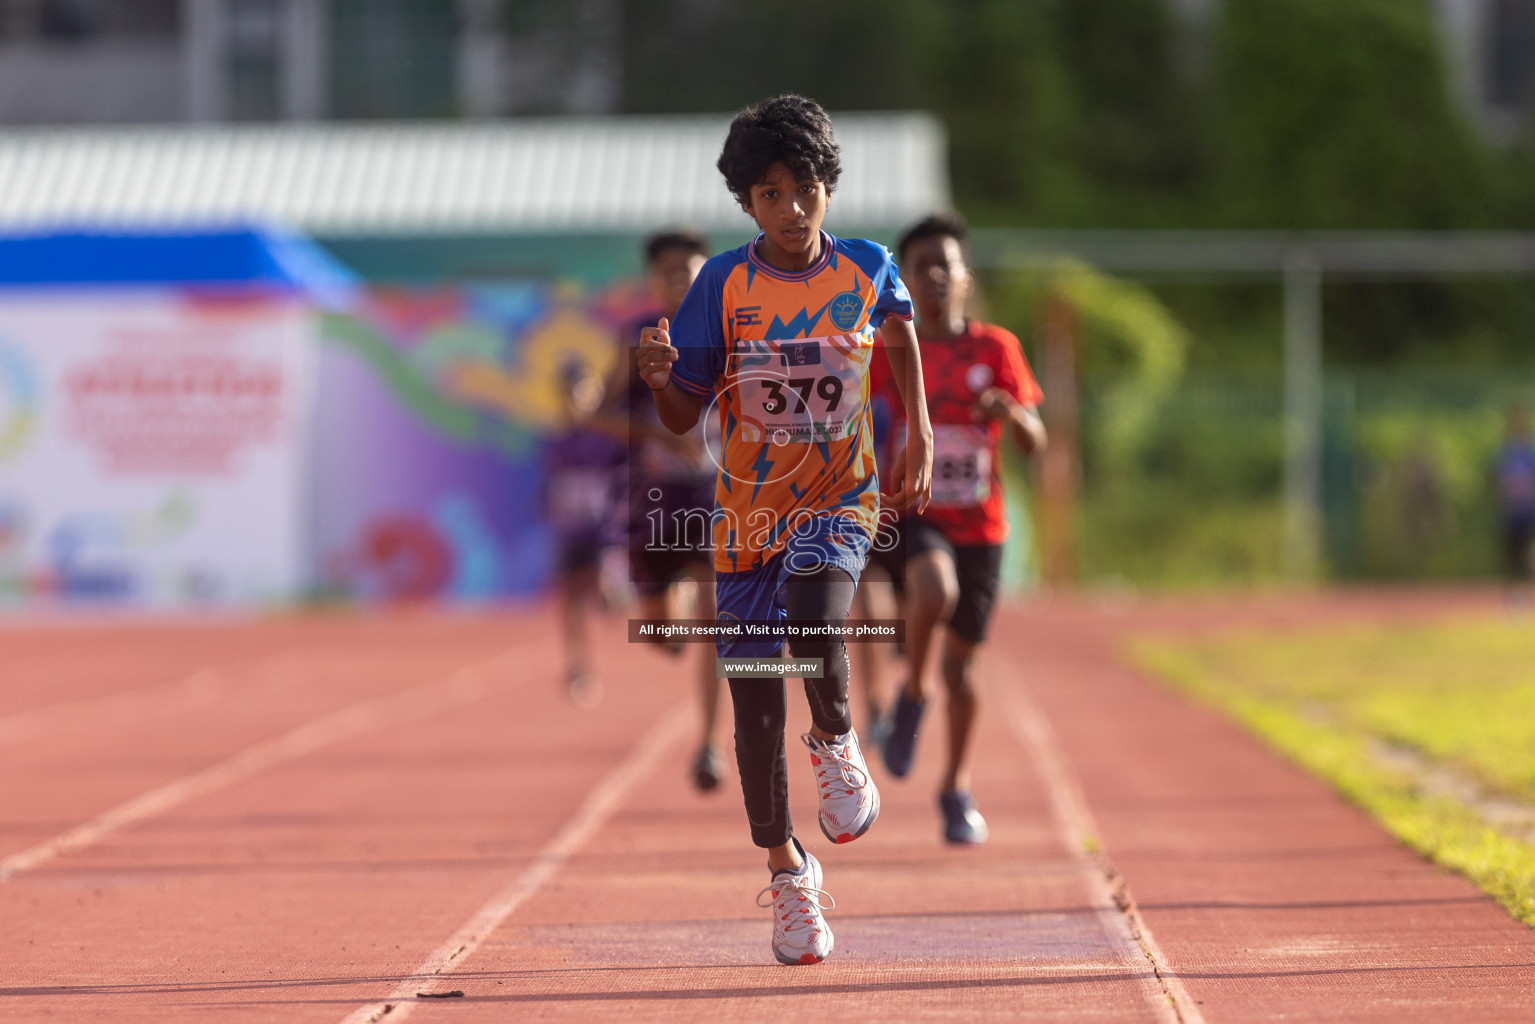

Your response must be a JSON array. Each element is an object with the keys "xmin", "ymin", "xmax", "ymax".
[
  {"xmin": 906, "ymin": 519, "xmax": 1004, "ymax": 645},
  {"xmin": 630, "ymin": 547, "xmax": 713, "ymax": 596},
  {"xmin": 560, "ymin": 531, "xmax": 605, "ymax": 573},
  {"xmin": 1505, "ymin": 519, "xmax": 1535, "ymax": 581},
  {"xmin": 629, "ymin": 478, "xmax": 715, "ymax": 596},
  {"xmin": 864, "ymin": 512, "xmax": 907, "ymax": 591}
]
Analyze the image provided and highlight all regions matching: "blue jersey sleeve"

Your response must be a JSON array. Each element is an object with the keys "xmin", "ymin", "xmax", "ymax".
[
  {"xmin": 843, "ymin": 239, "xmax": 913, "ymax": 327},
  {"xmin": 668, "ymin": 258, "xmax": 730, "ymax": 397}
]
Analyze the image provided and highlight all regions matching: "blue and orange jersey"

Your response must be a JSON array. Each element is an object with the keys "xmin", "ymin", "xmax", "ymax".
[{"xmin": 669, "ymin": 231, "xmax": 913, "ymax": 573}]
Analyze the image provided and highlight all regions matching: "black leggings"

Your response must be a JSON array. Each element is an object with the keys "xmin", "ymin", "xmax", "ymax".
[{"xmin": 730, "ymin": 566, "xmax": 856, "ymax": 849}]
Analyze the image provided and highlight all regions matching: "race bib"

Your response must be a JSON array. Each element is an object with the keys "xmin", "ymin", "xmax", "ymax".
[
  {"xmin": 731, "ymin": 335, "xmax": 867, "ymax": 445},
  {"xmin": 929, "ymin": 424, "xmax": 991, "ymax": 508},
  {"xmin": 548, "ymin": 469, "xmax": 614, "ymax": 526}
]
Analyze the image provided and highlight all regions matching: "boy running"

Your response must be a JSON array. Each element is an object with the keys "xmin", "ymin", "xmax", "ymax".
[
  {"xmin": 544, "ymin": 360, "xmax": 626, "ymax": 706},
  {"xmin": 1496, "ymin": 403, "xmax": 1535, "ymax": 606},
  {"xmin": 636, "ymin": 95, "xmax": 933, "ymax": 965},
  {"xmin": 618, "ymin": 230, "xmax": 726, "ymax": 790},
  {"xmin": 878, "ymin": 212, "xmax": 1047, "ymax": 844}
]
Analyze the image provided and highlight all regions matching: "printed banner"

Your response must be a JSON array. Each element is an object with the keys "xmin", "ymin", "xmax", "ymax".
[{"xmin": 0, "ymin": 290, "xmax": 312, "ymax": 606}]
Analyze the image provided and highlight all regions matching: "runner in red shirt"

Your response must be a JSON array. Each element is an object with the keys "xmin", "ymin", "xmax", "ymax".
[{"xmin": 876, "ymin": 212, "xmax": 1046, "ymax": 844}]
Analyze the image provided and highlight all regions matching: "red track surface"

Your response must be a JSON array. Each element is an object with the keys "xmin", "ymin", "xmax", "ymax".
[{"xmin": 1, "ymin": 590, "xmax": 1531, "ymax": 1022}]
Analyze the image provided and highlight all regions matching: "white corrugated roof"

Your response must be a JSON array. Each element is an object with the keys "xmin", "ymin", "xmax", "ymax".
[{"xmin": 0, "ymin": 114, "xmax": 949, "ymax": 235}]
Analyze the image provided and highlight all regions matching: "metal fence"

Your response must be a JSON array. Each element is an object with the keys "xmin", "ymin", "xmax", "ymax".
[{"xmin": 1064, "ymin": 368, "xmax": 1535, "ymax": 587}]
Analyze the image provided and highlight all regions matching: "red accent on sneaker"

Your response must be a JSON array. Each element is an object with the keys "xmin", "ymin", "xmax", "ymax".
[{"xmin": 797, "ymin": 952, "xmax": 821, "ymax": 965}]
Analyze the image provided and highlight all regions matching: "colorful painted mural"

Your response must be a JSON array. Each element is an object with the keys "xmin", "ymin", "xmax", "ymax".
[{"xmin": 312, "ymin": 279, "xmax": 652, "ymax": 602}]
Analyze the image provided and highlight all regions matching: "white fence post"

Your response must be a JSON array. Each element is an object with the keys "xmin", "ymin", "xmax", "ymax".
[{"xmin": 1282, "ymin": 246, "xmax": 1323, "ymax": 580}]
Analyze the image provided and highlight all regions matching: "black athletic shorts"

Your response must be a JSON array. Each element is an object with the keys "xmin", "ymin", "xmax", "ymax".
[
  {"xmin": 629, "ymin": 478, "xmax": 715, "ymax": 596},
  {"xmin": 1505, "ymin": 518, "xmax": 1535, "ymax": 582},
  {"xmin": 864, "ymin": 512, "xmax": 907, "ymax": 590},
  {"xmin": 906, "ymin": 519, "xmax": 1004, "ymax": 645},
  {"xmin": 630, "ymin": 547, "xmax": 713, "ymax": 595},
  {"xmin": 560, "ymin": 531, "xmax": 605, "ymax": 573}
]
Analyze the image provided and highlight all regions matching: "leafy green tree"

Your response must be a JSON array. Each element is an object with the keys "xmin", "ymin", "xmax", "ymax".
[
  {"xmin": 616, "ymin": 0, "xmax": 1197, "ymax": 226},
  {"xmin": 1209, "ymin": 0, "xmax": 1499, "ymax": 229}
]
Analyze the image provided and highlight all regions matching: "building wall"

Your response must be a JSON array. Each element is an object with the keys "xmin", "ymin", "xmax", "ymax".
[
  {"xmin": 0, "ymin": 0, "xmax": 1527, "ymax": 144},
  {"xmin": 1434, "ymin": 0, "xmax": 1535, "ymax": 143},
  {"xmin": 0, "ymin": 37, "xmax": 183, "ymax": 123},
  {"xmin": 0, "ymin": 0, "xmax": 182, "ymax": 123}
]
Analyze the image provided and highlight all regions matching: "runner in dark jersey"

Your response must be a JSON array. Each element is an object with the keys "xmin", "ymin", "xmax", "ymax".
[
  {"xmin": 1495, "ymin": 403, "xmax": 1535, "ymax": 605},
  {"xmin": 875, "ymin": 212, "xmax": 1047, "ymax": 844},
  {"xmin": 850, "ymin": 356, "xmax": 906, "ymax": 744},
  {"xmin": 546, "ymin": 359, "xmax": 626, "ymax": 706},
  {"xmin": 615, "ymin": 229, "xmax": 725, "ymax": 789}
]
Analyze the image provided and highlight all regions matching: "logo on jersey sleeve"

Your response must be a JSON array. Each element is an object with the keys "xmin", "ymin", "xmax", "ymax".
[{"xmin": 828, "ymin": 291, "xmax": 866, "ymax": 331}]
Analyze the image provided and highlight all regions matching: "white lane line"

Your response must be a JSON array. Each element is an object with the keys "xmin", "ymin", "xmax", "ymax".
[
  {"xmin": 0, "ymin": 648, "xmax": 526, "ymax": 883},
  {"xmin": 0, "ymin": 644, "xmax": 318, "ymax": 749},
  {"xmin": 995, "ymin": 657, "xmax": 1205, "ymax": 1024},
  {"xmin": 0, "ymin": 668, "xmax": 225, "ymax": 748},
  {"xmin": 338, "ymin": 701, "xmax": 692, "ymax": 1024}
]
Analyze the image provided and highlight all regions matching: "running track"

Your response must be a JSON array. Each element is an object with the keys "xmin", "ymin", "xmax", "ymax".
[{"xmin": 2, "ymin": 591, "xmax": 1533, "ymax": 1022}]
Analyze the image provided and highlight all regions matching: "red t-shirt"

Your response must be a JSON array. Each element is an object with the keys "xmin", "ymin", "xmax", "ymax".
[{"xmin": 871, "ymin": 321, "xmax": 1043, "ymax": 546}]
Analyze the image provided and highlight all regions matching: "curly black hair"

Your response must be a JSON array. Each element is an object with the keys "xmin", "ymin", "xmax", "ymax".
[
  {"xmin": 896, "ymin": 211, "xmax": 969, "ymax": 263},
  {"xmin": 643, "ymin": 228, "xmax": 710, "ymax": 265},
  {"xmin": 717, "ymin": 95, "xmax": 842, "ymax": 208}
]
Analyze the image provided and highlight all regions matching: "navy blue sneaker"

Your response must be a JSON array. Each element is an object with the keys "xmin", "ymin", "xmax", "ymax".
[
  {"xmin": 866, "ymin": 710, "xmax": 893, "ymax": 753},
  {"xmin": 939, "ymin": 790, "xmax": 989, "ymax": 844},
  {"xmin": 880, "ymin": 691, "xmax": 926, "ymax": 778},
  {"xmin": 691, "ymin": 744, "xmax": 723, "ymax": 792}
]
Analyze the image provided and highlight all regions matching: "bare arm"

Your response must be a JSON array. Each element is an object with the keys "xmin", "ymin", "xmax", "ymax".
[
  {"xmin": 583, "ymin": 330, "xmax": 652, "ymax": 444},
  {"xmin": 1010, "ymin": 406, "xmax": 1048, "ymax": 455},
  {"xmin": 581, "ymin": 330, "xmax": 641, "ymax": 441},
  {"xmin": 878, "ymin": 316, "xmax": 933, "ymax": 513},
  {"xmin": 979, "ymin": 387, "xmax": 1048, "ymax": 455},
  {"xmin": 637, "ymin": 316, "xmax": 704, "ymax": 434}
]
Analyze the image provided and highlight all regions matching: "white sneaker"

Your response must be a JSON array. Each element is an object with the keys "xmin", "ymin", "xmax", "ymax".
[
  {"xmin": 756, "ymin": 839, "xmax": 834, "ymax": 965},
  {"xmin": 803, "ymin": 729, "xmax": 881, "ymax": 844}
]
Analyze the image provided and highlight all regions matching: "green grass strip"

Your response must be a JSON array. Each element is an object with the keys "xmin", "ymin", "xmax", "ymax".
[{"xmin": 1134, "ymin": 640, "xmax": 1535, "ymax": 928}]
